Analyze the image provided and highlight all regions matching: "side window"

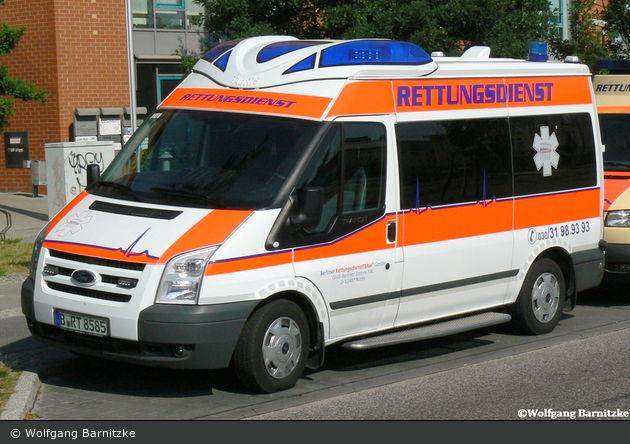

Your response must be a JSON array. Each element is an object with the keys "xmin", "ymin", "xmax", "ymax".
[
  {"xmin": 396, "ymin": 118, "xmax": 512, "ymax": 210},
  {"xmin": 297, "ymin": 122, "xmax": 387, "ymax": 236},
  {"xmin": 511, "ymin": 113, "xmax": 596, "ymax": 196}
]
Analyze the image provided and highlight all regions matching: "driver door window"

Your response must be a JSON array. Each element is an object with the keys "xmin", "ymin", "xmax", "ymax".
[{"xmin": 296, "ymin": 121, "xmax": 387, "ymax": 241}]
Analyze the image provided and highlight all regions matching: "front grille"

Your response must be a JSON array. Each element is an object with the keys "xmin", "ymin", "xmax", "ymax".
[
  {"xmin": 44, "ymin": 249, "xmax": 146, "ymax": 303},
  {"xmin": 46, "ymin": 282, "xmax": 132, "ymax": 302}
]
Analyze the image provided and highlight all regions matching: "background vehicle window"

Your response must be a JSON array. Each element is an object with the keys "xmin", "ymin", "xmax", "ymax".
[{"xmin": 598, "ymin": 114, "xmax": 630, "ymax": 170}]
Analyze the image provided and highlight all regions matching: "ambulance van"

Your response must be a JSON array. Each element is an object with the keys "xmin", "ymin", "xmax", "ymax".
[
  {"xmin": 22, "ymin": 37, "xmax": 606, "ymax": 393},
  {"xmin": 594, "ymin": 60, "xmax": 630, "ymax": 278}
]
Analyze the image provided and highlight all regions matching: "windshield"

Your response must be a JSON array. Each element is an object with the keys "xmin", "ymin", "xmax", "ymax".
[
  {"xmin": 600, "ymin": 114, "xmax": 630, "ymax": 171},
  {"xmin": 90, "ymin": 110, "xmax": 321, "ymax": 209}
]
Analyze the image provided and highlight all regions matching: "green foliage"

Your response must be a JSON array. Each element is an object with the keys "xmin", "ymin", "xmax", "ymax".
[
  {"xmin": 548, "ymin": 0, "xmax": 612, "ymax": 72},
  {"xmin": 190, "ymin": 0, "xmax": 556, "ymax": 59},
  {"xmin": 603, "ymin": 0, "xmax": 630, "ymax": 58},
  {"xmin": 322, "ymin": 0, "xmax": 555, "ymax": 58},
  {"xmin": 0, "ymin": 23, "xmax": 24, "ymax": 55},
  {"xmin": 184, "ymin": 0, "xmax": 627, "ymax": 74},
  {"xmin": 191, "ymin": 0, "xmax": 325, "ymax": 41},
  {"xmin": 0, "ymin": 1, "xmax": 48, "ymax": 134}
]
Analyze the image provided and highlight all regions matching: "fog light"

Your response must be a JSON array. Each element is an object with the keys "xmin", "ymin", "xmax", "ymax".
[
  {"xmin": 172, "ymin": 345, "xmax": 191, "ymax": 358},
  {"xmin": 614, "ymin": 263, "xmax": 630, "ymax": 272}
]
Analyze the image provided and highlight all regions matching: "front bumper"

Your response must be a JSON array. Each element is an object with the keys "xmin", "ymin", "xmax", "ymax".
[
  {"xmin": 21, "ymin": 277, "xmax": 257, "ymax": 369},
  {"xmin": 571, "ymin": 244, "xmax": 606, "ymax": 292},
  {"xmin": 602, "ymin": 243, "xmax": 630, "ymax": 275}
]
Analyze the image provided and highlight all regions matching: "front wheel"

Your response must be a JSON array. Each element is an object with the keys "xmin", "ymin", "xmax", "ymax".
[
  {"xmin": 232, "ymin": 299, "xmax": 310, "ymax": 393},
  {"xmin": 509, "ymin": 258, "xmax": 566, "ymax": 335}
]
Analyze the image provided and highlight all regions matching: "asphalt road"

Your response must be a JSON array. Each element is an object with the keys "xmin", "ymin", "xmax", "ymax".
[{"xmin": 2, "ymin": 276, "xmax": 630, "ymax": 420}]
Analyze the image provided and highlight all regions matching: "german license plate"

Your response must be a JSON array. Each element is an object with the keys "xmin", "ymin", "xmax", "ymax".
[{"xmin": 54, "ymin": 310, "xmax": 109, "ymax": 336}]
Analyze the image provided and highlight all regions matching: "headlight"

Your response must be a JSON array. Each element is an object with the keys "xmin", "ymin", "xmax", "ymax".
[
  {"xmin": 28, "ymin": 224, "xmax": 49, "ymax": 280},
  {"xmin": 606, "ymin": 210, "xmax": 630, "ymax": 227},
  {"xmin": 155, "ymin": 246, "xmax": 218, "ymax": 304}
]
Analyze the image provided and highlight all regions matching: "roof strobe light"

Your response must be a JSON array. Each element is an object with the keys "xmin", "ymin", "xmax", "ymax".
[
  {"xmin": 528, "ymin": 42, "xmax": 548, "ymax": 62},
  {"xmin": 203, "ymin": 39, "xmax": 244, "ymax": 63},
  {"xmin": 320, "ymin": 40, "xmax": 432, "ymax": 67},
  {"xmin": 258, "ymin": 41, "xmax": 328, "ymax": 63}
]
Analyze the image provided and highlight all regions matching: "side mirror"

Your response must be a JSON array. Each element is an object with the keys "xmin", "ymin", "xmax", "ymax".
[
  {"xmin": 291, "ymin": 186, "xmax": 324, "ymax": 231},
  {"xmin": 86, "ymin": 164, "xmax": 100, "ymax": 187}
]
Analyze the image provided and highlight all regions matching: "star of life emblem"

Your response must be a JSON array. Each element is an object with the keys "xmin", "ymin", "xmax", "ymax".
[
  {"xmin": 56, "ymin": 211, "xmax": 93, "ymax": 237},
  {"xmin": 532, "ymin": 126, "xmax": 560, "ymax": 177}
]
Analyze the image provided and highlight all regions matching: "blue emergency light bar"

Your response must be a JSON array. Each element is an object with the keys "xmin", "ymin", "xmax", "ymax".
[
  {"xmin": 320, "ymin": 40, "xmax": 433, "ymax": 67},
  {"xmin": 201, "ymin": 38, "xmax": 434, "ymax": 76},
  {"xmin": 203, "ymin": 39, "xmax": 243, "ymax": 63},
  {"xmin": 258, "ymin": 41, "xmax": 328, "ymax": 63},
  {"xmin": 528, "ymin": 42, "xmax": 548, "ymax": 62}
]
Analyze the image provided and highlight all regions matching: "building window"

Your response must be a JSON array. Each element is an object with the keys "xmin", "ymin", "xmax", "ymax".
[
  {"xmin": 550, "ymin": 0, "xmax": 566, "ymax": 40},
  {"xmin": 133, "ymin": 0, "xmax": 154, "ymax": 28},
  {"xmin": 133, "ymin": 0, "xmax": 204, "ymax": 30}
]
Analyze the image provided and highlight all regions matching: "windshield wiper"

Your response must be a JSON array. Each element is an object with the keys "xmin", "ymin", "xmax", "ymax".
[{"xmin": 94, "ymin": 181, "xmax": 142, "ymax": 201}]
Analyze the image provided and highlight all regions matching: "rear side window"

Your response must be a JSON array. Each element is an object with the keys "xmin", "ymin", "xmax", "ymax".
[
  {"xmin": 396, "ymin": 113, "xmax": 597, "ymax": 211},
  {"xmin": 511, "ymin": 113, "xmax": 596, "ymax": 196},
  {"xmin": 396, "ymin": 118, "xmax": 512, "ymax": 210}
]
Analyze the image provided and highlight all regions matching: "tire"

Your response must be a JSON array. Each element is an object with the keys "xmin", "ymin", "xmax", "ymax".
[
  {"xmin": 232, "ymin": 299, "xmax": 310, "ymax": 393},
  {"xmin": 509, "ymin": 258, "xmax": 566, "ymax": 335}
]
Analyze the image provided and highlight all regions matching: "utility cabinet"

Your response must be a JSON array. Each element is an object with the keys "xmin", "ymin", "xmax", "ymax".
[{"xmin": 45, "ymin": 141, "xmax": 116, "ymax": 219}]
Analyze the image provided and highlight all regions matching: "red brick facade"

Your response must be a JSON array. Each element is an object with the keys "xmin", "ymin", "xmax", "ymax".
[{"xmin": 0, "ymin": 0, "xmax": 129, "ymax": 193}]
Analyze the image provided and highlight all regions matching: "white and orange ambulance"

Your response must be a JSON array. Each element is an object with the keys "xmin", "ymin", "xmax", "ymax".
[
  {"xmin": 594, "ymin": 60, "xmax": 630, "ymax": 277},
  {"xmin": 22, "ymin": 37, "xmax": 606, "ymax": 393}
]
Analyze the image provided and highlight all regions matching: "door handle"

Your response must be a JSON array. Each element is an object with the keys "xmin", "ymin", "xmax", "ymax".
[{"xmin": 387, "ymin": 220, "xmax": 396, "ymax": 243}]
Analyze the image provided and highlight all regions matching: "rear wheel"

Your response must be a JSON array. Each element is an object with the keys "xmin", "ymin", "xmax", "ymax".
[
  {"xmin": 510, "ymin": 258, "xmax": 565, "ymax": 335},
  {"xmin": 233, "ymin": 299, "xmax": 310, "ymax": 393}
]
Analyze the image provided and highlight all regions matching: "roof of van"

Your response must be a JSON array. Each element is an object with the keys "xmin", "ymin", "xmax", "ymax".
[
  {"xmin": 159, "ymin": 36, "xmax": 594, "ymax": 121},
  {"xmin": 188, "ymin": 36, "xmax": 591, "ymax": 90}
]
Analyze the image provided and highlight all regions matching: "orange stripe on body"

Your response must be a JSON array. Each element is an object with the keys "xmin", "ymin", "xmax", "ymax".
[
  {"xmin": 206, "ymin": 216, "xmax": 396, "ymax": 276},
  {"xmin": 45, "ymin": 191, "xmax": 89, "ymax": 236},
  {"xmin": 597, "ymin": 106, "xmax": 630, "ymax": 114},
  {"xmin": 44, "ymin": 209, "xmax": 252, "ymax": 265},
  {"xmin": 295, "ymin": 217, "xmax": 395, "ymax": 263},
  {"xmin": 325, "ymin": 81, "xmax": 395, "ymax": 118},
  {"xmin": 42, "ymin": 241, "xmax": 159, "ymax": 264},
  {"xmin": 160, "ymin": 210, "xmax": 252, "ymax": 264},
  {"xmin": 206, "ymin": 250, "xmax": 292, "ymax": 276},
  {"xmin": 400, "ymin": 189, "xmax": 600, "ymax": 246},
  {"xmin": 514, "ymin": 189, "xmax": 600, "ymax": 230},
  {"xmin": 604, "ymin": 173, "xmax": 630, "ymax": 211},
  {"xmin": 402, "ymin": 200, "xmax": 513, "ymax": 246},
  {"xmin": 160, "ymin": 88, "xmax": 332, "ymax": 119}
]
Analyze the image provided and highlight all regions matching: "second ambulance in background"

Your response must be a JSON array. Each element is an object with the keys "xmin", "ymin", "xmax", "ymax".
[{"xmin": 594, "ymin": 60, "xmax": 630, "ymax": 278}]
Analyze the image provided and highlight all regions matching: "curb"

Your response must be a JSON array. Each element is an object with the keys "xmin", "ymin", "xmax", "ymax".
[{"xmin": 0, "ymin": 371, "xmax": 40, "ymax": 420}]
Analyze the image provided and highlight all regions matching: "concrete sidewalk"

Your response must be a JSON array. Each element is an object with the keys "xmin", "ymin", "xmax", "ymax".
[{"xmin": 0, "ymin": 192, "xmax": 49, "ymax": 243}]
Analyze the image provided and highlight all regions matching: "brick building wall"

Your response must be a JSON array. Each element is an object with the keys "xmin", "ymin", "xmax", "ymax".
[{"xmin": 0, "ymin": 0, "xmax": 129, "ymax": 193}]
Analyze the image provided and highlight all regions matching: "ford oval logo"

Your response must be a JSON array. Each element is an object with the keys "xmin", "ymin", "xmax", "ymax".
[{"xmin": 71, "ymin": 269, "xmax": 100, "ymax": 287}]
